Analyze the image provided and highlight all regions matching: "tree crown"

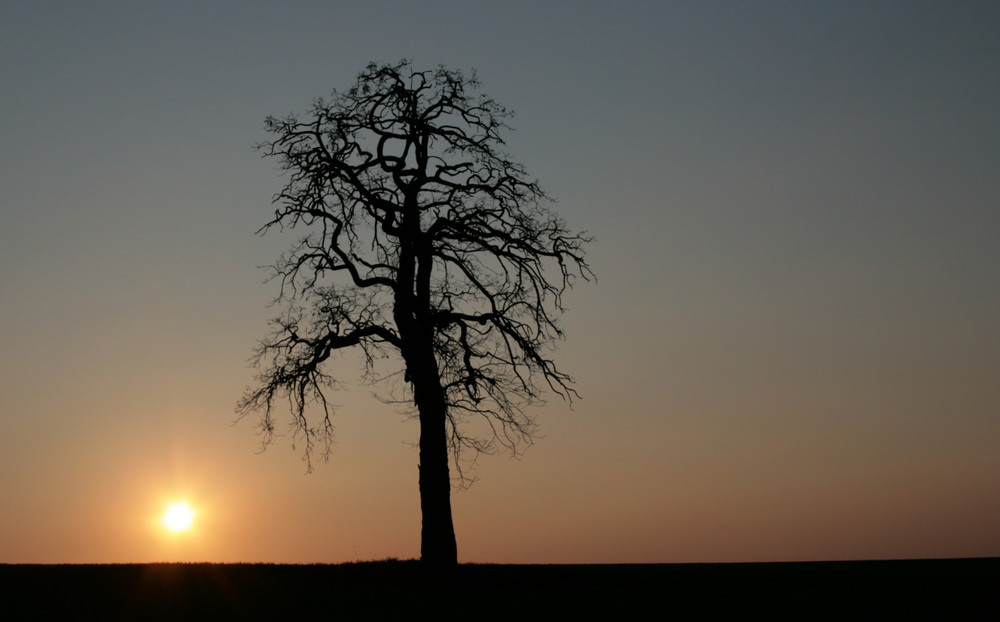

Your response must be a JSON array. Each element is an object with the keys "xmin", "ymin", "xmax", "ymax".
[{"xmin": 239, "ymin": 60, "xmax": 592, "ymax": 474}]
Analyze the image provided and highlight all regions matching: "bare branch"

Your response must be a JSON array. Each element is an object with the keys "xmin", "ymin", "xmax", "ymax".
[{"xmin": 240, "ymin": 59, "xmax": 591, "ymax": 489}]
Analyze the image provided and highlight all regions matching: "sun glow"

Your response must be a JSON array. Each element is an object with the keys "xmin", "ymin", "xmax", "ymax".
[{"xmin": 161, "ymin": 502, "xmax": 196, "ymax": 533}]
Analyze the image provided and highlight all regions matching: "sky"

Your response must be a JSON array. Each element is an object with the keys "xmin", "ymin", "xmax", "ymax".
[{"xmin": 1, "ymin": 1, "xmax": 997, "ymax": 564}]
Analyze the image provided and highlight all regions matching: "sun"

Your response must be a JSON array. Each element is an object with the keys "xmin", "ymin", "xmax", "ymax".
[{"xmin": 161, "ymin": 502, "xmax": 196, "ymax": 533}]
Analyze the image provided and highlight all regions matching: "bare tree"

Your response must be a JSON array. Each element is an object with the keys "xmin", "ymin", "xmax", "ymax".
[{"xmin": 238, "ymin": 61, "xmax": 591, "ymax": 566}]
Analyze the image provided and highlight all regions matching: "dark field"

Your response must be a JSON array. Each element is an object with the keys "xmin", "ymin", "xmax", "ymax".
[{"xmin": 2, "ymin": 558, "xmax": 996, "ymax": 620}]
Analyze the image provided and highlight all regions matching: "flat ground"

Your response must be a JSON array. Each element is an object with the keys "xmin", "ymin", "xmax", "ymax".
[{"xmin": 1, "ymin": 558, "xmax": 996, "ymax": 620}]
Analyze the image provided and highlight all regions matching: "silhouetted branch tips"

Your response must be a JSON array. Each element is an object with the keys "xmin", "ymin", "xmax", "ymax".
[{"xmin": 239, "ymin": 60, "xmax": 591, "ymax": 565}]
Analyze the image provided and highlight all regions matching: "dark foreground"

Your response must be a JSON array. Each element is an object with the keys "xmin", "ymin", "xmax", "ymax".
[{"xmin": 1, "ymin": 558, "xmax": 996, "ymax": 620}]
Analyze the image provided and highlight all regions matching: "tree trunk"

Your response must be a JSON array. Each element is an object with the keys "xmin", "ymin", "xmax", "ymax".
[
  {"xmin": 416, "ymin": 390, "xmax": 458, "ymax": 566},
  {"xmin": 400, "ymin": 289, "xmax": 457, "ymax": 566},
  {"xmin": 409, "ymin": 351, "xmax": 458, "ymax": 566}
]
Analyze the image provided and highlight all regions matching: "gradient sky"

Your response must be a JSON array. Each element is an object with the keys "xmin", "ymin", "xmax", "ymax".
[{"xmin": 2, "ymin": 1, "xmax": 998, "ymax": 564}]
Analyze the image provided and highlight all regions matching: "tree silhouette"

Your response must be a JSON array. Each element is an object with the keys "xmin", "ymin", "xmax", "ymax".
[{"xmin": 238, "ymin": 61, "xmax": 591, "ymax": 566}]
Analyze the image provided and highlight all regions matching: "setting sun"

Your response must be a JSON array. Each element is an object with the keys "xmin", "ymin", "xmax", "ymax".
[{"xmin": 162, "ymin": 502, "xmax": 196, "ymax": 533}]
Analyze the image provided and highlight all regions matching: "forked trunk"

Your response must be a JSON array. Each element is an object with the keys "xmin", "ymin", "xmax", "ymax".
[{"xmin": 399, "ymin": 188, "xmax": 457, "ymax": 566}]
